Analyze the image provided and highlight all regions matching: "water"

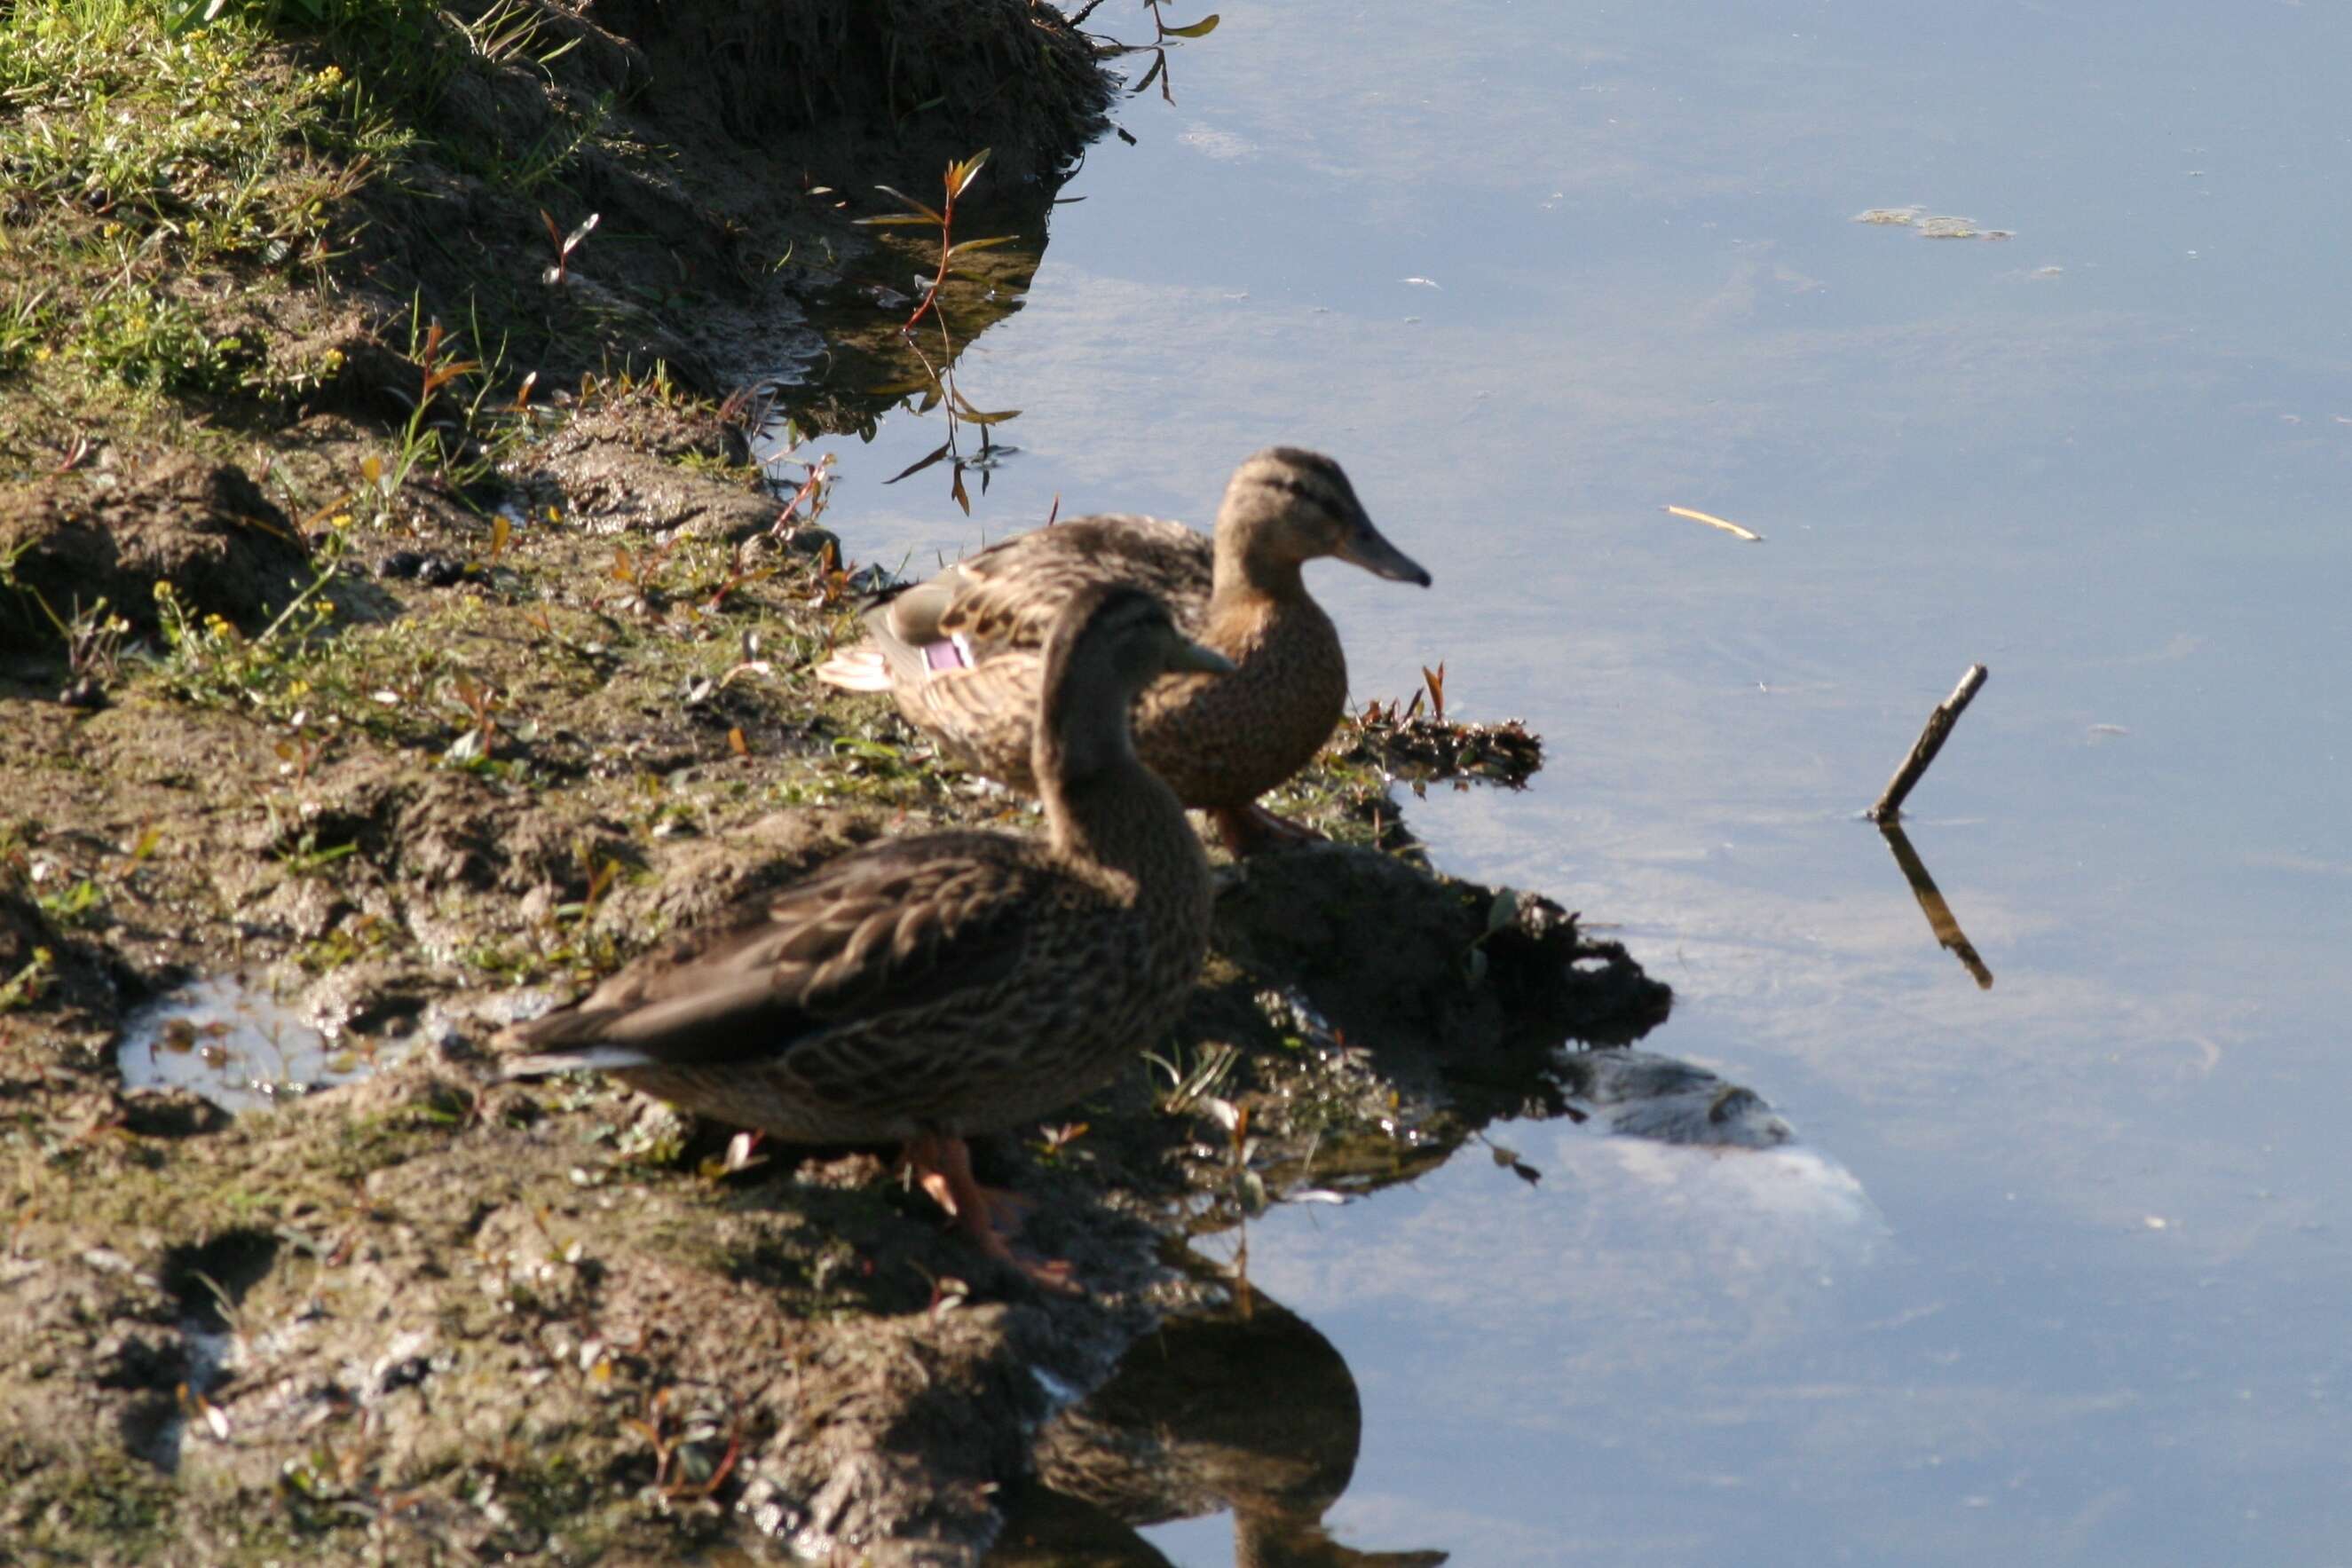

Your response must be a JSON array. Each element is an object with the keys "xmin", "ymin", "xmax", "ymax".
[
  {"xmin": 120, "ymin": 972, "xmax": 406, "ymax": 1112},
  {"xmin": 789, "ymin": 2, "xmax": 2352, "ymax": 1560}
]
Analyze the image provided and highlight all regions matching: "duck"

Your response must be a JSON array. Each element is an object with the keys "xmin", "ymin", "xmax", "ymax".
[
  {"xmin": 501, "ymin": 585, "xmax": 1230, "ymax": 1290},
  {"xmin": 816, "ymin": 447, "xmax": 1431, "ymax": 854}
]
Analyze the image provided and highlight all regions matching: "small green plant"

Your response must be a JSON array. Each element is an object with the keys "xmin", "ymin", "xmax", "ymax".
[
  {"xmin": 857, "ymin": 150, "xmax": 1014, "ymax": 335},
  {"xmin": 856, "ymin": 151, "xmax": 1022, "ymax": 514},
  {"xmin": 276, "ymin": 831, "xmax": 360, "ymax": 879},
  {"xmin": 1142, "ymin": 1036, "xmax": 1240, "ymax": 1114},
  {"xmin": 539, "ymin": 209, "xmax": 599, "ymax": 286},
  {"xmin": 0, "ymin": 947, "xmax": 56, "ymax": 1012},
  {"xmin": 35, "ymin": 876, "xmax": 106, "ymax": 930},
  {"xmin": 146, "ymin": 532, "xmax": 348, "ymax": 713}
]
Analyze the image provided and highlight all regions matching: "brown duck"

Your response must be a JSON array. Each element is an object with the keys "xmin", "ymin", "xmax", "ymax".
[
  {"xmin": 502, "ymin": 586, "xmax": 1229, "ymax": 1289},
  {"xmin": 816, "ymin": 447, "xmax": 1431, "ymax": 853}
]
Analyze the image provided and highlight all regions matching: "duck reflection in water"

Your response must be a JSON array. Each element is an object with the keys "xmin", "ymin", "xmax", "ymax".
[{"xmin": 991, "ymin": 1284, "xmax": 1447, "ymax": 1567}]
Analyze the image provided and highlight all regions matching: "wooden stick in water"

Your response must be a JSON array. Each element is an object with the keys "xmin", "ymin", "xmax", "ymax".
[
  {"xmin": 1661, "ymin": 505, "xmax": 1764, "ymax": 543},
  {"xmin": 1879, "ymin": 822, "xmax": 1993, "ymax": 989},
  {"xmin": 1867, "ymin": 665, "xmax": 1988, "ymax": 822}
]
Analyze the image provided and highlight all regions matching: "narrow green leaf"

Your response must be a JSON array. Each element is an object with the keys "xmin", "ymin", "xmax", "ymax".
[
  {"xmin": 946, "ymin": 234, "xmax": 1020, "ymax": 259},
  {"xmin": 1164, "ymin": 13, "xmax": 1220, "ymax": 37},
  {"xmin": 854, "ymin": 214, "xmax": 943, "ymax": 229},
  {"xmin": 885, "ymin": 442, "xmax": 953, "ymax": 485},
  {"xmin": 870, "ymin": 186, "xmax": 943, "ymax": 223},
  {"xmin": 947, "ymin": 389, "xmax": 1022, "ymax": 424}
]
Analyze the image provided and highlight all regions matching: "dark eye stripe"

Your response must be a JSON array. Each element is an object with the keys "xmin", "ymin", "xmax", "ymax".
[{"xmin": 1244, "ymin": 467, "xmax": 1352, "ymax": 517}]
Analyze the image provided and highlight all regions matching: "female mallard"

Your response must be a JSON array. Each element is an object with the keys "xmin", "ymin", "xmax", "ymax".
[
  {"xmin": 816, "ymin": 447, "xmax": 1431, "ymax": 854},
  {"xmin": 502, "ymin": 586, "xmax": 1229, "ymax": 1289}
]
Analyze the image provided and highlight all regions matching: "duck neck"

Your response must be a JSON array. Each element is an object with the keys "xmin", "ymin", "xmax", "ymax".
[
  {"xmin": 1034, "ymin": 661, "xmax": 1193, "ymax": 877},
  {"xmin": 1210, "ymin": 524, "xmax": 1307, "ymax": 618}
]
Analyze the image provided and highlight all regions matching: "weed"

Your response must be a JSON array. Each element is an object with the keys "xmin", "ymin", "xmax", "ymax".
[
  {"xmin": 35, "ymin": 875, "xmax": 105, "ymax": 929},
  {"xmin": 275, "ymin": 831, "xmax": 359, "ymax": 879},
  {"xmin": 0, "ymin": 947, "xmax": 56, "ymax": 1012},
  {"xmin": 856, "ymin": 151, "xmax": 1025, "ymax": 514},
  {"xmin": 1142, "ymin": 1036, "xmax": 1240, "ymax": 1113},
  {"xmin": 146, "ymin": 529, "xmax": 348, "ymax": 714},
  {"xmin": 540, "ymin": 209, "xmax": 600, "ymax": 287}
]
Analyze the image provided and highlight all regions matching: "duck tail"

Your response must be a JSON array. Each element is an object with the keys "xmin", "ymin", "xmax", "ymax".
[
  {"xmin": 814, "ymin": 646, "xmax": 895, "ymax": 691},
  {"xmin": 500, "ymin": 1044, "xmax": 663, "ymax": 1079}
]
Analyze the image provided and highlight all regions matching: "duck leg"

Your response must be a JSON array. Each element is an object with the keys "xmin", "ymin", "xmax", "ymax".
[
  {"xmin": 1208, "ymin": 802, "xmax": 1327, "ymax": 856},
  {"xmin": 901, "ymin": 1132, "xmax": 1082, "ymax": 1296}
]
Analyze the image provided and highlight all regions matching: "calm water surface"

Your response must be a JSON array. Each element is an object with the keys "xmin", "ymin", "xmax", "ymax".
[{"xmin": 805, "ymin": 3, "xmax": 2352, "ymax": 1560}]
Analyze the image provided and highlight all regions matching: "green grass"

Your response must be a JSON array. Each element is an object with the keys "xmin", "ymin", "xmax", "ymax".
[{"xmin": 0, "ymin": 0, "xmax": 402, "ymax": 404}]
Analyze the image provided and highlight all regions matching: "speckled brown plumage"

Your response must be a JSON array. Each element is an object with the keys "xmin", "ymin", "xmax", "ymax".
[
  {"xmin": 817, "ymin": 449, "xmax": 1430, "ymax": 831},
  {"xmin": 502, "ymin": 587, "xmax": 1226, "ymax": 1279}
]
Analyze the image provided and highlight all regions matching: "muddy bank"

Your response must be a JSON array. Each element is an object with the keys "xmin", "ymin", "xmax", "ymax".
[
  {"xmin": 1, "ymin": 1, "xmax": 1673, "ymax": 1560},
  {"xmin": 4, "ymin": 823, "xmax": 1664, "ymax": 1562}
]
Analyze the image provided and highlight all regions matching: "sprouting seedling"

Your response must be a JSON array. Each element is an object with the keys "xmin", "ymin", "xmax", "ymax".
[
  {"xmin": 1421, "ymin": 661, "xmax": 1447, "ymax": 722},
  {"xmin": 446, "ymin": 674, "xmax": 500, "ymax": 762},
  {"xmin": 808, "ymin": 540, "xmax": 854, "ymax": 608},
  {"xmin": 414, "ymin": 320, "xmax": 478, "ymax": 416},
  {"xmin": 857, "ymin": 150, "xmax": 1015, "ymax": 335},
  {"xmin": 540, "ymin": 209, "xmax": 600, "ymax": 287},
  {"xmin": 1034, "ymin": 1122, "xmax": 1089, "ymax": 1162}
]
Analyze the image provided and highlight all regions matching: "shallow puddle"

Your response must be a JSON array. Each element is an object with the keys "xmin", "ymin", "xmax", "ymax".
[{"xmin": 118, "ymin": 973, "xmax": 406, "ymax": 1113}]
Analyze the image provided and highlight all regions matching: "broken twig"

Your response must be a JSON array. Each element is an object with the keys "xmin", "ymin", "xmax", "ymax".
[
  {"xmin": 1662, "ymin": 505, "xmax": 1764, "ymax": 543},
  {"xmin": 1868, "ymin": 665, "xmax": 1987, "ymax": 822}
]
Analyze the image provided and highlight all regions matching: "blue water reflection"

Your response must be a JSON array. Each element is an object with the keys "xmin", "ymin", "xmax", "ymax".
[{"xmin": 803, "ymin": 1, "xmax": 2351, "ymax": 1559}]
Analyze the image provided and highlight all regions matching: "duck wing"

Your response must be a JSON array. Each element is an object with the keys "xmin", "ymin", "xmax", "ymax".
[
  {"xmin": 888, "ymin": 516, "xmax": 1212, "ymax": 658},
  {"xmin": 502, "ymin": 833, "xmax": 1059, "ymax": 1083}
]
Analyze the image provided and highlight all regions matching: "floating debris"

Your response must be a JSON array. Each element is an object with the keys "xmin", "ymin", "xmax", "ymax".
[
  {"xmin": 119, "ymin": 973, "xmax": 405, "ymax": 1113},
  {"xmin": 1663, "ymin": 504, "xmax": 1764, "ymax": 543},
  {"xmin": 1918, "ymin": 216, "xmax": 2012, "ymax": 240},
  {"xmin": 1337, "ymin": 704, "xmax": 1543, "ymax": 789},
  {"xmin": 1853, "ymin": 207, "xmax": 2013, "ymax": 240}
]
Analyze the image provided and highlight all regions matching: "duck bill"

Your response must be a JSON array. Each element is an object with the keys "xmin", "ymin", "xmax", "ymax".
[
  {"xmin": 1166, "ymin": 636, "xmax": 1237, "ymax": 676},
  {"xmin": 1336, "ymin": 519, "xmax": 1433, "ymax": 587}
]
